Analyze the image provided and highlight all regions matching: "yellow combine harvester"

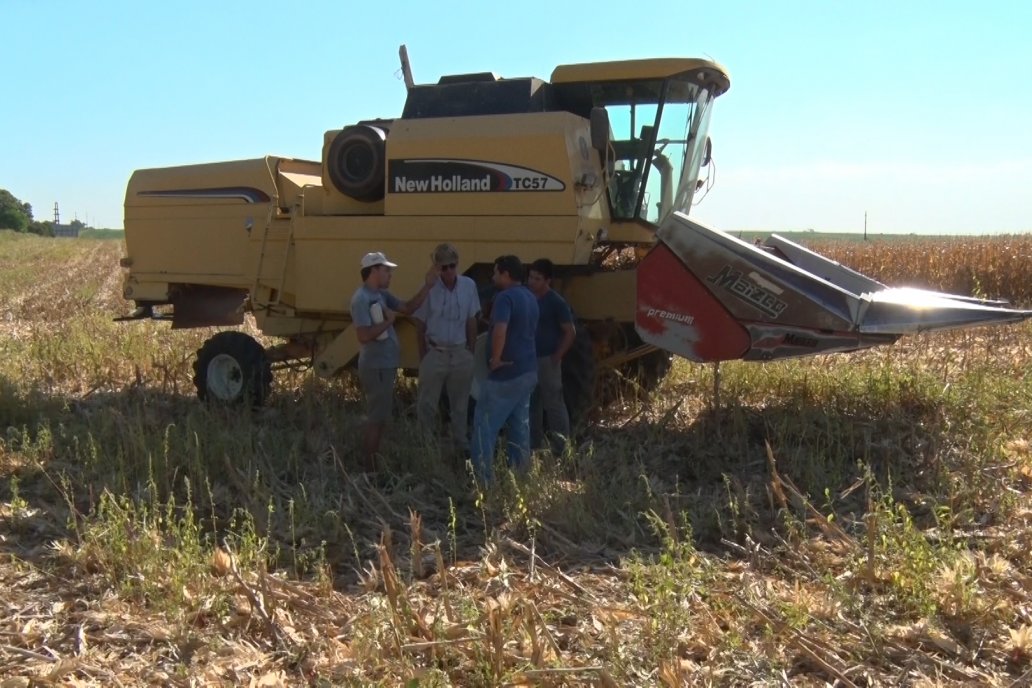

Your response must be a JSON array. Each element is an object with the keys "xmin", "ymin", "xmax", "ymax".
[{"xmin": 120, "ymin": 54, "xmax": 1031, "ymax": 413}]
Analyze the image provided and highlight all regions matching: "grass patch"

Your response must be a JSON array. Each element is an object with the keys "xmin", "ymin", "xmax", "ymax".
[
  {"xmin": 1, "ymin": 236, "xmax": 1032, "ymax": 684},
  {"xmin": 79, "ymin": 227, "xmax": 125, "ymax": 240}
]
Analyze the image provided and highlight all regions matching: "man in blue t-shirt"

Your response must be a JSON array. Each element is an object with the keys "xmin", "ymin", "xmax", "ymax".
[
  {"xmin": 527, "ymin": 258, "xmax": 576, "ymax": 453},
  {"xmin": 350, "ymin": 251, "xmax": 437, "ymax": 469},
  {"xmin": 470, "ymin": 255, "xmax": 539, "ymax": 482}
]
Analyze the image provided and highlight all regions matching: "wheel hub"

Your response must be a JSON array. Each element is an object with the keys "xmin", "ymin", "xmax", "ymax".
[{"xmin": 206, "ymin": 353, "xmax": 244, "ymax": 401}]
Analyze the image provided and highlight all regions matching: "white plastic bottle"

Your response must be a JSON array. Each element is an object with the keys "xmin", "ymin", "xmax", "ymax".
[{"xmin": 369, "ymin": 302, "xmax": 389, "ymax": 341}]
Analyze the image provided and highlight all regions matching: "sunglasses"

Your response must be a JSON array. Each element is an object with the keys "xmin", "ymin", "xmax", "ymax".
[{"xmin": 440, "ymin": 263, "xmax": 457, "ymax": 270}]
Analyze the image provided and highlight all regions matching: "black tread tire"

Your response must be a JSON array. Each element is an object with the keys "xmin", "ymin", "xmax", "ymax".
[
  {"xmin": 193, "ymin": 331, "xmax": 272, "ymax": 406},
  {"xmin": 617, "ymin": 328, "xmax": 673, "ymax": 395},
  {"xmin": 326, "ymin": 125, "xmax": 387, "ymax": 202},
  {"xmin": 633, "ymin": 349, "xmax": 673, "ymax": 392},
  {"xmin": 562, "ymin": 325, "xmax": 673, "ymax": 427},
  {"xmin": 561, "ymin": 325, "xmax": 597, "ymax": 430}
]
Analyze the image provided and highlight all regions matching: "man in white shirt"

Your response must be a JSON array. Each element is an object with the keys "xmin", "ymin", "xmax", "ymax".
[{"xmin": 413, "ymin": 243, "xmax": 481, "ymax": 454}]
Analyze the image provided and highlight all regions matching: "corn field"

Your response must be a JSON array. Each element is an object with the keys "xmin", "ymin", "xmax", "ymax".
[{"xmin": 811, "ymin": 235, "xmax": 1032, "ymax": 305}]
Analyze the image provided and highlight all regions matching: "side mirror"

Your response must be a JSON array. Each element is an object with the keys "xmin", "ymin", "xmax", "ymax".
[
  {"xmin": 589, "ymin": 107, "xmax": 610, "ymax": 152},
  {"xmin": 702, "ymin": 137, "xmax": 713, "ymax": 167}
]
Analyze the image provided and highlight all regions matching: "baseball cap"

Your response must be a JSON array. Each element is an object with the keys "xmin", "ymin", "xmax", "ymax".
[{"xmin": 360, "ymin": 251, "xmax": 398, "ymax": 269}]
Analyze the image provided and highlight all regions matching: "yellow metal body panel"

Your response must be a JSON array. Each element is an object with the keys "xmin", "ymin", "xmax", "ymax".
[
  {"xmin": 312, "ymin": 326, "xmax": 360, "ymax": 376},
  {"xmin": 605, "ymin": 220, "xmax": 658, "ymax": 245},
  {"xmin": 384, "ymin": 112, "xmax": 591, "ymax": 217},
  {"xmin": 276, "ymin": 158, "xmax": 321, "ymax": 205},
  {"xmin": 122, "ymin": 136, "xmax": 617, "ymax": 373},
  {"xmin": 305, "ymin": 319, "xmax": 421, "ymax": 375},
  {"xmin": 291, "ymin": 214, "xmax": 597, "ymax": 314},
  {"xmin": 125, "ymin": 157, "xmax": 291, "ymax": 284},
  {"xmin": 122, "ymin": 276, "xmax": 169, "ymax": 302},
  {"xmin": 560, "ymin": 270, "xmax": 638, "ymax": 322}
]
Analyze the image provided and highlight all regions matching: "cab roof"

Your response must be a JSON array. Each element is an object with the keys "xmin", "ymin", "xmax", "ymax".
[{"xmin": 550, "ymin": 58, "xmax": 730, "ymax": 96}]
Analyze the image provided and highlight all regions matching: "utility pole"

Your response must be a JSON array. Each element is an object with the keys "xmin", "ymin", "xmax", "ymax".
[
  {"xmin": 53, "ymin": 202, "xmax": 60, "ymax": 224},
  {"xmin": 864, "ymin": 211, "xmax": 868, "ymax": 242}
]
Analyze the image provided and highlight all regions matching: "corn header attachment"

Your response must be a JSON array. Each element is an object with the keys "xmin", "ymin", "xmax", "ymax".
[{"xmin": 637, "ymin": 214, "xmax": 1032, "ymax": 362}]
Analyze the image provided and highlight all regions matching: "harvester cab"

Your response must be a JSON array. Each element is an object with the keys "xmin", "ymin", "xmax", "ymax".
[{"xmin": 548, "ymin": 58, "xmax": 727, "ymax": 230}]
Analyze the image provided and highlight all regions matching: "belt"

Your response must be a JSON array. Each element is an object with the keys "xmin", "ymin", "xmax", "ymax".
[{"xmin": 428, "ymin": 339, "xmax": 466, "ymax": 350}]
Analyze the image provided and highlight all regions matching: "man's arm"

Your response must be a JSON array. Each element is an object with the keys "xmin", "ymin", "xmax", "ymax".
[
  {"xmin": 352, "ymin": 292, "xmax": 389, "ymax": 344},
  {"xmin": 355, "ymin": 309, "xmax": 395, "ymax": 344},
  {"xmin": 415, "ymin": 318, "xmax": 428, "ymax": 360},
  {"xmin": 551, "ymin": 295, "xmax": 576, "ymax": 362},
  {"xmin": 412, "ymin": 296, "xmax": 429, "ymax": 360},
  {"xmin": 396, "ymin": 265, "xmax": 440, "ymax": 315},
  {"xmin": 462, "ymin": 278, "xmax": 480, "ymax": 352},
  {"xmin": 488, "ymin": 292, "xmax": 512, "ymax": 371},
  {"xmin": 490, "ymin": 322, "xmax": 509, "ymax": 371},
  {"xmin": 465, "ymin": 317, "xmax": 477, "ymax": 353},
  {"xmin": 553, "ymin": 321, "xmax": 576, "ymax": 363}
]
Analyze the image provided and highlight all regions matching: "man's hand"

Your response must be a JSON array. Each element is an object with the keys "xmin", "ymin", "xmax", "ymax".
[
  {"xmin": 383, "ymin": 307, "xmax": 396, "ymax": 325},
  {"xmin": 489, "ymin": 322, "xmax": 510, "ymax": 372},
  {"xmin": 399, "ymin": 269, "xmax": 437, "ymax": 315}
]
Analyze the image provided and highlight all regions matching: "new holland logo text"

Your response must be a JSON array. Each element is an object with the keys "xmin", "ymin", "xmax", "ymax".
[
  {"xmin": 395, "ymin": 175, "xmax": 491, "ymax": 192},
  {"xmin": 388, "ymin": 159, "xmax": 565, "ymax": 194},
  {"xmin": 646, "ymin": 308, "xmax": 695, "ymax": 325},
  {"xmin": 707, "ymin": 265, "xmax": 787, "ymax": 318}
]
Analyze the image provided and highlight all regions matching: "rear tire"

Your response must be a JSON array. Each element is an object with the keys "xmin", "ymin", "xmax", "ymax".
[{"xmin": 193, "ymin": 331, "xmax": 272, "ymax": 406}]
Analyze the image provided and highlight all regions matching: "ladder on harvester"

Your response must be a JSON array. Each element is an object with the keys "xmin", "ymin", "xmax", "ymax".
[{"xmin": 250, "ymin": 194, "xmax": 300, "ymax": 316}]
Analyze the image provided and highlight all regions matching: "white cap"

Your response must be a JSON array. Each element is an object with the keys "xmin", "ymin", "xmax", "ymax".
[{"xmin": 360, "ymin": 251, "xmax": 398, "ymax": 269}]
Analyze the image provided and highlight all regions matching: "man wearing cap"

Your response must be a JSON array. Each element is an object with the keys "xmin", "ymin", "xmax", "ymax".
[
  {"xmin": 413, "ymin": 243, "xmax": 480, "ymax": 455},
  {"xmin": 351, "ymin": 251, "xmax": 438, "ymax": 469}
]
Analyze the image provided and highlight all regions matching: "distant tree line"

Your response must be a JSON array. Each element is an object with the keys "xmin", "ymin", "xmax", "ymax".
[{"xmin": 0, "ymin": 188, "xmax": 90, "ymax": 236}]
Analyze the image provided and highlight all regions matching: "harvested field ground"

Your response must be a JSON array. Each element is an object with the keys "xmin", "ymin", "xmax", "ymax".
[{"xmin": 2, "ymin": 230, "xmax": 1032, "ymax": 686}]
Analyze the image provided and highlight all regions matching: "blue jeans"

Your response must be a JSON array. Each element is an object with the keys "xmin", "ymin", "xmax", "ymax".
[{"xmin": 471, "ymin": 371, "xmax": 538, "ymax": 482}]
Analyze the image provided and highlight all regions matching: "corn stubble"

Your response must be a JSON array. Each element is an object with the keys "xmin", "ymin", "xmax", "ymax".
[{"xmin": 2, "ymin": 230, "xmax": 1032, "ymax": 685}]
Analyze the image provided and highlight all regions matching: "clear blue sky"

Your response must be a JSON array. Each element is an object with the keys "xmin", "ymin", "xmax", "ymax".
[{"xmin": 2, "ymin": 1, "xmax": 1029, "ymax": 233}]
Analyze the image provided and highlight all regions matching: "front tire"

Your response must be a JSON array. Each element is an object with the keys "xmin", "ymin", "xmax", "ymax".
[
  {"xmin": 561, "ymin": 326, "xmax": 597, "ymax": 430},
  {"xmin": 617, "ymin": 337, "xmax": 673, "ymax": 397},
  {"xmin": 193, "ymin": 331, "xmax": 272, "ymax": 405}
]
